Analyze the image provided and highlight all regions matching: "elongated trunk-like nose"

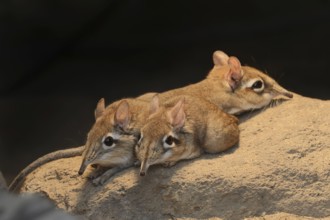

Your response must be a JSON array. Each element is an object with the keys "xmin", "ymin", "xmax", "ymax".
[
  {"xmin": 140, "ymin": 159, "xmax": 149, "ymax": 176},
  {"xmin": 78, "ymin": 144, "xmax": 94, "ymax": 175},
  {"xmin": 273, "ymin": 84, "xmax": 293, "ymax": 98},
  {"xmin": 78, "ymin": 161, "xmax": 87, "ymax": 175}
]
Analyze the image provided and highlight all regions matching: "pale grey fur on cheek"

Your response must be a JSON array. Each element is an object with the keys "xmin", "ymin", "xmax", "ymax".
[
  {"xmin": 159, "ymin": 150, "xmax": 173, "ymax": 163},
  {"xmin": 99, "ymin": 153, "xmax": 130, "ymax": 164}
]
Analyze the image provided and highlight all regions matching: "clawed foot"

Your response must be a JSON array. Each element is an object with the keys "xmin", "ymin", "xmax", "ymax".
[
  {"xmin": 162, "ymin": 161, "xmax": 176, "ymax": 167},
  {"xmin": 88, "ymin": 167, "xmax": 106, "ymax": 180},
  {"xmin": 90, "ymin": 166, "xmax": 124, "ymax": 186},
  {"xmin": 92, "ymin": 176, "xmax": 108, "ymax": 186}
]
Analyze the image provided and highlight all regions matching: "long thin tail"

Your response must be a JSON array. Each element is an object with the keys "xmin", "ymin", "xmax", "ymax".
[{"xmin": 9, "ymin": 146, "xmax": 84, "ymax": 192}]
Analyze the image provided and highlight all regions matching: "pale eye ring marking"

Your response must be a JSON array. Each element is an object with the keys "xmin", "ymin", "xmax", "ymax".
[
  {"xmin": 102, "ymin": 133, "xmax": 119, "ymax": 149},
  {"xmin": 247, "ymin": 78, "xmax": 264, "ymax": 93},
  {"xmin": 162, "ymin": 134, "xmax": 178, "ymax": 149}
]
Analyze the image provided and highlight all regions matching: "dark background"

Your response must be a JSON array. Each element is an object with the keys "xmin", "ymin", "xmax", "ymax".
[{"xmin": 1, "ymin": 0, "xmax": 329, "ymax": 183}]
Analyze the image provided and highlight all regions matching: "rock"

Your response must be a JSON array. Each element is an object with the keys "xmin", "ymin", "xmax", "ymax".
[
  {"xmin": 18, "ymin": 95, "xmax": 330, "ymax": 220},
  {"xmin": 0, "ymin": 190, "xmax": 83, "ymax": 220},
  {"xmin": 246, "ymin": 212, "xmax": 330, "ymax": 220}
]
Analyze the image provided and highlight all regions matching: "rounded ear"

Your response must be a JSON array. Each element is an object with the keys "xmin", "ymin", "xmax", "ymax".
[
  {"xmin": 168, "ymin": 98, "xmax": 185, "ymax": 130},
  {"xmin": 228, "ymin": 56, "xmax": 241, "ymax": 74},
  {"xmin": 226, "ymin": 56, "xmax": 243, "ymax": 91},
  {"xmin": 149, "ymin": 94, "xmax": 160, "ymax": 115},
  {"xmin": 213, "ymin": 50, "xmax": 229, "ymax": 67},
  {"xmin": 114, "ymin": 100, "xmax": 131, "ymax": 130},
  {"xmin": 95, "ymin": 98, "xmax": 105, "ymax": 120}
]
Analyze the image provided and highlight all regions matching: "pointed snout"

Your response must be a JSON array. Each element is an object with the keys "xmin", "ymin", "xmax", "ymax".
[
  {"xmin": 78, "ymin": 162, "xmax": 87, "ymax": 175},
  {"xmin": 273, "ymin": 84, "xmax": 293, "ymax": 98},
  {"xmin": 139, "ymin": 160, "xmax": 149, "ymax": 177},
  {"xmin": 78, "ymin": 143, "xmax": 95, "ymax": 175}
]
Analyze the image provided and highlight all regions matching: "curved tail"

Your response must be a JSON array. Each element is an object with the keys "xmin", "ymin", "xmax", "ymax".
[{"xmin": 9, "ymin": 146, "xmax": 84, "ymax": 192}]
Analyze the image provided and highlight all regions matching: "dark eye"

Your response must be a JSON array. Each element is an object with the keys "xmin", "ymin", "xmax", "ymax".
[
  {"xmin": 103, "ymin": 136, "xmax": 114, "ymax": 146},
  {"xmin": 165, "ymin": 136, "xmax": 174, "ymax": 145},
  {"xmin": 251, "ymin": 80, "xmax": 263, "ymax": 89},
  {"xmin": 91, "ymin": 164, "xmax": 98, "ymax": 168}
]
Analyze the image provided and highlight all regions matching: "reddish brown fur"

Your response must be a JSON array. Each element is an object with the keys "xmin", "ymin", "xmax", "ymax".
[
  {"xmin": 79, "ymin": 98, "xmax": 150, "ymax": 185},
  {"xmin": 138, "ymin": 50, "xmax": 292, "ymax": 115},
  {"xmin": 136, "ymin": 95, "xmax": 239, "ymax": 176}
]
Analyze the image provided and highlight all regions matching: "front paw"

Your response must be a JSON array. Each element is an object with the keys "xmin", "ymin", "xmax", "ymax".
[
  {"xmin": 162, "ymin": 161, "xmax": 176, "ymax": 167},
  {"xmin": 91, "ymin": 167, "xmax": 120, "ymax": 186},
  {"xmin": 92, "ymin": 175, "xmax": 108, "ymax": 186},
  {"xmin": 88, "ymin": 169, "xmax": 105, "ymax": 180}
]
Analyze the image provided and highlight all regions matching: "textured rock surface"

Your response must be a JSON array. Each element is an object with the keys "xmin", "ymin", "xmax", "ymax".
[{"xmin": 19, "ymin": 95, "xmax": 330, "ymax": 220}]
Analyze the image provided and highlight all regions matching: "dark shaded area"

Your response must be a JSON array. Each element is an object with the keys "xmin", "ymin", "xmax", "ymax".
[
  {"xmin": 0, "ymin": 1, "xmax": 329, "ymax": 183},
  {"xmin": 0, "ymin": 190, "xmax": 81, "ymax": 220},
  {"xmin": 0, "ymin": 171, "xmax": 7, "ymax": 190}
]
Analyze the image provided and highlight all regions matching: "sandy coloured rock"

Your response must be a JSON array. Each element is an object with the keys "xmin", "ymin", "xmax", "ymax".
[{"xmin": 18, "ymin": 95, "xmax": 330, "ymax": 220}]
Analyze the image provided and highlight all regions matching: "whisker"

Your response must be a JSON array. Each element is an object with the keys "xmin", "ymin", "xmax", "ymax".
[
  {"xmin": 261, "ymin": 101, "xmax": 271, "ymax": 113},
  {"xmin": 241, "ymin": 108, "xmax": 257, "ymax": 121},
  {"xmin": 269, "ymin": 98, "xmax": 286, "ymax": 109},
  {"xmin": 246, "ymin": 108, "xmax": 255, "ymax": 120}
]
